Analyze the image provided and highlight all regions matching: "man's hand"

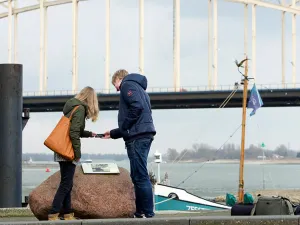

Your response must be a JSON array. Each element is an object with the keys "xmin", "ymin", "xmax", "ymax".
[
  {"xmin": 102, "ymin": 130, "xmax": 111, "ymax": 139},
  {"xmin": 91, "ymin": 132, "xmax": 97, "ymax": 137}
]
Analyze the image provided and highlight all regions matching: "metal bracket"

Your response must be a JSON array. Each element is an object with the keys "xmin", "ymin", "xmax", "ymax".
[{"xmin": 22, "ymin": 108, "xmax": 30, "ymax": 130}]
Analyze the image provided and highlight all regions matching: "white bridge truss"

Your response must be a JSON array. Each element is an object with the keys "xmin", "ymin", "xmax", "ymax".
[{"xmin": 0, "ymin": 0, "xmax": 299, "ymax": 92}]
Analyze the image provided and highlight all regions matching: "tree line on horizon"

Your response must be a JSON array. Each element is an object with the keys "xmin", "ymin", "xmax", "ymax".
[
  {"xmin": 164, "ymin": 143, "xmax": 299, "ymax": 162},
  {"xmin": 22, "ymin": 143, "xmax": 299, "ymax": 162}
]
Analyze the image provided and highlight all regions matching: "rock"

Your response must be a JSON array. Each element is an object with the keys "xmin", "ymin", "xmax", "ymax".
[{"xmin": 28, "ymin": 166, "xmax": 135, "ymax": 220}]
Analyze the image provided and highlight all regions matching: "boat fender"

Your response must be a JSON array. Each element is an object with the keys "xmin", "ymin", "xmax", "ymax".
[{"xmin": 168, "ymin": 193, "xmax": 179, "ymax": 200}]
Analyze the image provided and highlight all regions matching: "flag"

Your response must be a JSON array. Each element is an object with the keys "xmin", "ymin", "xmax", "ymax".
[{"xmin": 247, "ymin": 84, "xmax": 263, "ymax": 116}]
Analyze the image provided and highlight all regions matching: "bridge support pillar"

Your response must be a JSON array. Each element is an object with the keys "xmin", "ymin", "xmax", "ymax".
[{"xmin": 0, "ymin": 64, "xmax": 23, "ymax": 208}]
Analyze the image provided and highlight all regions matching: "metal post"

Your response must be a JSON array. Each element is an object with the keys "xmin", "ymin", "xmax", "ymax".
[
  {"xmin": 72, "ymin": 0, "xmax": 78, "ymax": 92},
  {"xmin": 44, "ymin": 7, "xmax": 48, "ymax": 91},
  {"xmin": 173, "ymin": 0, "xmax": 180, "ymax": 92},
  {"xmin": 14, "ymin": 0, "xmax": 18, "ymax": 63},
  {"xmin": 8, "ymin": 0, "xmax": 12, "ymax": 63},
  {"xmin": 262, "ymin": 145, "xmax": 265, "ymax": 190},
  {"xmin": 292, "ymin": 1, "xmax": 296, "ymax": 87},
  {"xmin": 139, "ymin": 0, "xmax": 144, "ymax": 74},
  {"xmin": 252, "ymin": 4, "xmax": 256, "ymax": 80},
  {"xmin": 39, "ymin": 0, "xmax": 44, "ymax": 92},
  {"xmin": 157, "ymin": 163, "xmax": 161, "ymax": 183},
  {"xmin": 244, "ymin": 4, "xmax": 248, "ymax": 57},
  {"xmin": 105, "ymin": 0, "xmax": 110, "ymax": 93},
  {"xmin": 0, "ymin": 64, "xmax": 23, "ymax": 207},
  {"xmin": 213, "ymin": 0, "xmax": 218, "ymax": 89},
  {"xmin": 208, "ymin": 0, "xmax": 212, "ymax": 89},
  {"xmin": 282, "ymin": 10, "xmax": 285, "ymax": 87}
]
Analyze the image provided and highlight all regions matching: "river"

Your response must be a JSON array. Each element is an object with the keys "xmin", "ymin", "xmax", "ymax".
[{"xmin": 21, "ymin": 159, "xmax": 300, "ymax": 202}]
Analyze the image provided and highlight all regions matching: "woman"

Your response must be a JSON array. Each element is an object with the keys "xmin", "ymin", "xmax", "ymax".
[{"xmin": 48, "ymin": 86, "xmax": 99, "ymax": 221}]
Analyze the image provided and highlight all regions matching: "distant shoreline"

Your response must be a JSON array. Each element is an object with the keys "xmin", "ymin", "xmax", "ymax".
[{"xmin": 177, "ymin": 159, "xmax": 300, "ymax": 165}]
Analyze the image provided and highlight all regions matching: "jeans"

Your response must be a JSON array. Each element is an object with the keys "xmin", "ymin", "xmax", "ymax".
[
  {"xmin": 49, "ymin": 161, "xmax": 76, "ymax": 214},
  {"xmin": 125, "ymin": 137, "xmax": 154, "ymax": 218}
]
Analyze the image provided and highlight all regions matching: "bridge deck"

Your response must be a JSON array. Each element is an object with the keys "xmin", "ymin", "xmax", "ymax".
[{"xmin": 23, "ymin": 88, "xmax": 300, "ymax": 112}]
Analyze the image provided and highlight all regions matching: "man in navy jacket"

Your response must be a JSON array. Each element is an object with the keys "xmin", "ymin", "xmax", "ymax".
[{"xmin": 103, "ymin": 69, "xmax": 156, "ymax": 218}]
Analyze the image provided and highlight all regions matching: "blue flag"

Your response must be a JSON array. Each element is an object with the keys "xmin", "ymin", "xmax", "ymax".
[{"xmin": 247, "ymin": 84, "xmax": 263, "ymax": 116}]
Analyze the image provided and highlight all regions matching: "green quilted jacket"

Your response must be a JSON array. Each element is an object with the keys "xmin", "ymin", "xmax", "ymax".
[{"xmin": 54, "ymin": 98, "xmax": 92, "ymax": 161}]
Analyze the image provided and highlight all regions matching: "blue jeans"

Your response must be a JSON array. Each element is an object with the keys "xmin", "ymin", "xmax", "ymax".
[{"xmin": 125, "ymin": 137, "xmax": 154, "ymax": 218}]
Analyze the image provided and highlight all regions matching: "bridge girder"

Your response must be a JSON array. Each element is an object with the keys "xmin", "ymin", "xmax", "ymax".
[
  {"xmin": 226, "ymin": 0, "xmax": 300, "ymax": 14},
  {"xmin": 0, "ymin": 0, "xmax": 87, "ymax": 19}
]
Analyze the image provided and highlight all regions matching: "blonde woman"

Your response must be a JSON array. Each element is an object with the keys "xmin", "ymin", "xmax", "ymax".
[{"xmin": 48, "ymin": 86, "xmax": 99, "ymax": 221}]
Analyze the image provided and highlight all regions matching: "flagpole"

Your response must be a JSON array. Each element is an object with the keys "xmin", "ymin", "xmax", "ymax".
[{"xmin": 238, "ymin": 56, "xmax": 249, "ymax": 203}]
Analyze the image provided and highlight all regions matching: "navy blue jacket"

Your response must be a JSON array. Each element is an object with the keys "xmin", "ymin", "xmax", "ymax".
[{"xmin": 110, "ymin": 73, "xmax": 156, "ymax": 142}]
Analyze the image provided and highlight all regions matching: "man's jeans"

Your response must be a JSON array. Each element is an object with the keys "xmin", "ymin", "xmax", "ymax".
[
  {"xmin": 50, "ymin": 161, "xmax": 76, "ymax": 214},
  {"xmin": 126, "ymin": 137, "xmax": 154, "ymax": 218}
]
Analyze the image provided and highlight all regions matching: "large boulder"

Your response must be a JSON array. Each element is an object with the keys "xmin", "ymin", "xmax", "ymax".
[{"xmin": 29, "ymin": 166, "xmax": 135, "ymax": 220}]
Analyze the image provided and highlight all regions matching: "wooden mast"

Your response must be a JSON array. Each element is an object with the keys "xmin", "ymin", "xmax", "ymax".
[{"xmin": 238, "ymin": 56, "xmax": 249, "ymax": 203}]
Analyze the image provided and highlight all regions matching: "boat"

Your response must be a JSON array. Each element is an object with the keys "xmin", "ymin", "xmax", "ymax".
[
  {"xmin": 154, "ymin": 57, "xmax": 259, "ymax": 211},
  {"xmin": 22, "ymin": 157, "xmax": 33, "ymax": 164},
  {"xmin": 154, "ymin": 183, "xmax": 231, "ymax": 211},
  {"xmin": 153, "ymin": 152, "xmax": 231, "ymax": 211},
  {"xmin": 82, "ymin": 159, "xmax": 92, "ymax": 163}
]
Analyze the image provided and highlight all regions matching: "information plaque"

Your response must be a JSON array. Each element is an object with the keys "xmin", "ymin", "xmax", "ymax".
[{"xmin": 81, "ymin": 163, "xmax": 120, "ymax": 174}]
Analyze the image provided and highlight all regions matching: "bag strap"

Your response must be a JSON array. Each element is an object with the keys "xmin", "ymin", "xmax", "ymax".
[
  {"xmin": 281, "ymin": 197, "xmax": 296, "ymax": 214},
  {"xmin": 250, "ymin": 203, "xmax": 257, "ymax": 215},
  {"xmin": 69, "ymin": 106, "xmax": 80, "ymax": 119},
  {"xmin": 250, "ymin": 194, "xmax": 261, "ymax": 216}
]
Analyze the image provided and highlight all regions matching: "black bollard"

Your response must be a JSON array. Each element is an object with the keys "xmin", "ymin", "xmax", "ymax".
[{"xmin": 0, "ymin": 64, "xmax": 23, "ymax": 207}]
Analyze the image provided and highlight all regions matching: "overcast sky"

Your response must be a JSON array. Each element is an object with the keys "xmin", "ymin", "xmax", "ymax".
[{"xmin": 0, "ymin": 0, "xmax": 300, "ymax": 156}]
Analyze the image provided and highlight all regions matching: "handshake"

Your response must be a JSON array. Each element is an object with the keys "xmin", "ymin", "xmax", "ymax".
[{"xmin": 90, "ymin": 131, "xmax": 110, "ymax": 139}]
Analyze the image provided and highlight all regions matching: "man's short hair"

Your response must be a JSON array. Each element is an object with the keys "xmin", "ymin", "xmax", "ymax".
[{"xmin": 112, "ymin": 69, "xmax": 129, "ymax": 84}]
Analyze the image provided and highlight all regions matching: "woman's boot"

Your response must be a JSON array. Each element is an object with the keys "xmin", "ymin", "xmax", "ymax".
[
  {"xmin": 64, "ymin": 213, "xmax": 77, "ymax": 220},
  {"xmin": 48, "ymin": 213, "xmax": 60, "ymax": 220}
]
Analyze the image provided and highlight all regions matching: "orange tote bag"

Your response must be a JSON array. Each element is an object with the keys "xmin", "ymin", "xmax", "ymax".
[{"xmin": 44, "ymin": 106, "xmax": 79, "ymax": 160}]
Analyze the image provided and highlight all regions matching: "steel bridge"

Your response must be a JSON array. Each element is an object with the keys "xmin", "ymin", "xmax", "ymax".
[{"xmin": 1, "ymin": 0, "xmax": 299, "ymax": 94}]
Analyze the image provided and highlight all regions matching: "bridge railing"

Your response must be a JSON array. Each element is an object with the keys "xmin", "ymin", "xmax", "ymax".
[{"xmin": 22, "ymin": 83, "xmax": 300, "ymax": 96}]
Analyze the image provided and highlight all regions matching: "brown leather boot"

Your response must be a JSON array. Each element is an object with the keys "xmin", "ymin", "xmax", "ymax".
[
  {"xmin": 48, "ymin": 213, "xmax": 60, "ymax": 221},
  {"xmin": 64, "ymin": 213, "xmax": 77, "ymax": 220}
]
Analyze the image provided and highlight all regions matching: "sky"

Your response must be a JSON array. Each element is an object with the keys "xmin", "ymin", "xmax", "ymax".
[{"xmin": 0, "ymin": 0, "xmax": 300, "ymax": 156}]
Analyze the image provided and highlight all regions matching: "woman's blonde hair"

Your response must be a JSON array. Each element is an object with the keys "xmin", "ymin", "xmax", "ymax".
[{"xmin": 75, "ymin": 86, "xmax": 99, "ymax": 122}]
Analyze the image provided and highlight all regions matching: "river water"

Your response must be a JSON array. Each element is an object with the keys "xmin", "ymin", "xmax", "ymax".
[{"xmin": 22, "ymin": 160, "xmax": 300, "ymax": 201}]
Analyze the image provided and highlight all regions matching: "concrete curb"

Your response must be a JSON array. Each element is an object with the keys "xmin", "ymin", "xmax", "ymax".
[
  {"xmin": 0, "ymin": 208, "xmax": 34, "ymax": 218},
  {"xmin": 1, "ymin": 215, "xmax": 300, "ymax": 225}
]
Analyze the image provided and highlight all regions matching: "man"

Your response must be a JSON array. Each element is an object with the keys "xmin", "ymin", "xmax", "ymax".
[{"xmin": 103, "ymin": 69, "xmax": 156, "ymax": 218}]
